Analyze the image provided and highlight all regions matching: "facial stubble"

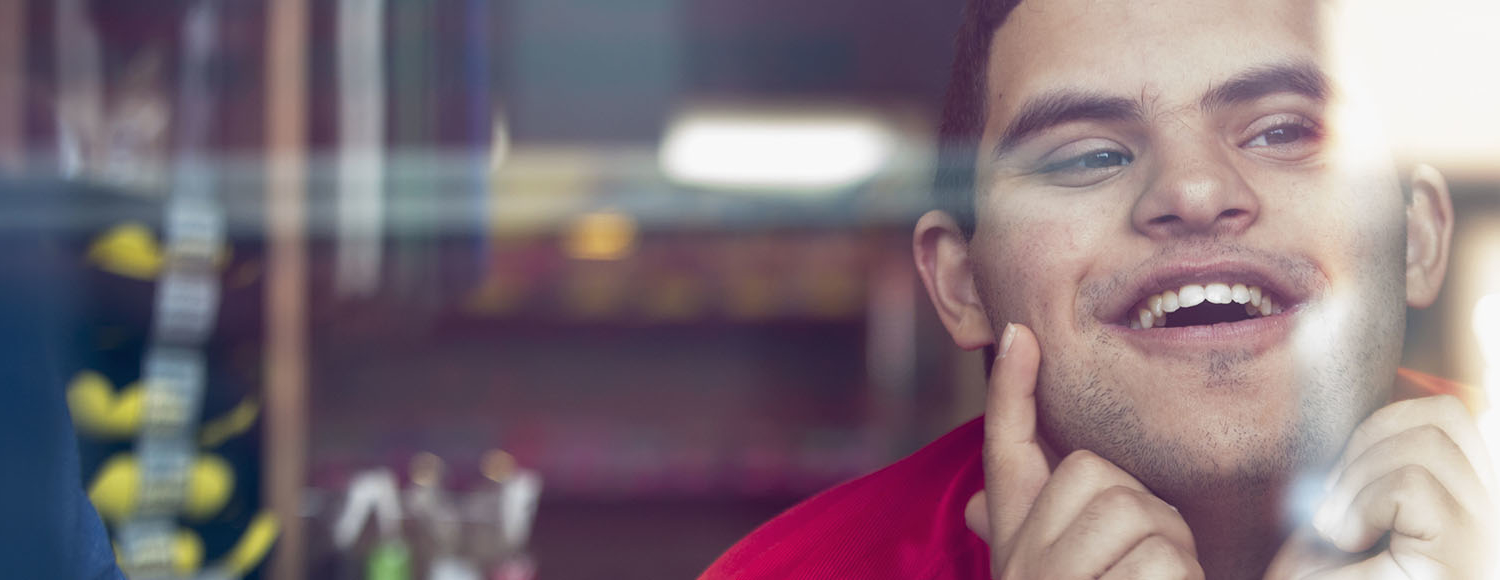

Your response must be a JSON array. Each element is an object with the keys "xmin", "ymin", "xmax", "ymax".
[{"xmin": 1028, "ymin": 240, "xmax": 1406, "ymax": 514}]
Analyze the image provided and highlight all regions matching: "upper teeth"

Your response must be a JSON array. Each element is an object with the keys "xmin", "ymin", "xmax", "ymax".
[{"xmin": 1128, "ymin": 283, "xmax": 1282, "ymax": 329}]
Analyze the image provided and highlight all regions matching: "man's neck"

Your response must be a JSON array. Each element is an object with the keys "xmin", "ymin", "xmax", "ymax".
[{"xmin": 1175, "ymin": 483, "xmax": 1294, "ymax": 580}]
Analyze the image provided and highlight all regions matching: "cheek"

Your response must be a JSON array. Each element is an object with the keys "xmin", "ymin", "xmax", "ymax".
[
  {"xmin": 976, "ymin": 210, "xmax": 1091, "ymax": 328},
  {"xmin": 1264, "ymin": 167, "xmax": 1405, "ymax": 274},
  {"xmin": 1283, "ymin": 171, "xmax": 1409, "ymax": 379},
  {"xmin": 1305, "ymin": 171, "xmax": 1408, "ymax": 278}
]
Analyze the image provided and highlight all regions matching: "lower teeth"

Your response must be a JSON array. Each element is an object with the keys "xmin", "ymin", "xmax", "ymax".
[{"xmin": 1131, "ymin": 300, "xmax": 1282, "ymax": 328}]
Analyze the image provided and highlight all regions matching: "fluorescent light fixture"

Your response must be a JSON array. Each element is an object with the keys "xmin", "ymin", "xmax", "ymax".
[{"xmin": 659, "ymin": 106, "xmax": 900, "ymax": 193}]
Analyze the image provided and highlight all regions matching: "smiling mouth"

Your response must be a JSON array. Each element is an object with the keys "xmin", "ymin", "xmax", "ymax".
[{"xmin": 1125, "ymin": 282, "xmax": 1286, "ymax": 329}]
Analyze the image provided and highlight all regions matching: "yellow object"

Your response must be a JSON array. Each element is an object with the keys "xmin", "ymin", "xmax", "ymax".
[
  {"xmin": 111, "ymin": 529, "xmax": 203, "ymax": 577},
  {"xmin": 223, "ymin": 512, "xmax": 280, "ymax": 576},
  {"xmin": 89, "ymin": 455, "xmax": 139, "ymax": 523},
  {"xmin": 174, "ymin": 529, "xmax": 204, "ymax": 576},
  {"xmin": 86, "ymin": 221, "xmax": 232, "ymax": 280},
  {"xmin": 563, "ymin": 211, "xmax": 638, "ymax": 261},
  {"xmin": 184, "ymin": 454, "xmax": 235, "ymax": 520},
  {"xmin": 87, "ymin": 223, "xmax": 164, "ymax": 280},
  {"xmin": 88, "ymin": 453, "xmax": 235, "ymax": 523},
  {"xmin": 67, "ymin": 371, "xmax": 144, "ymax": 439},
  {"xmin": 198, "ymin": 398, "xmax": 260, "ymax": 448}
]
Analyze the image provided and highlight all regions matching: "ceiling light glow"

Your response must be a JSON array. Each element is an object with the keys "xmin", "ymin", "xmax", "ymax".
[{"xmin": 659, "ymin": 108, "xmax": 900, "ymax": 193}]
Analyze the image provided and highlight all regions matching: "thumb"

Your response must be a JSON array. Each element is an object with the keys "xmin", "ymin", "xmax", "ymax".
[
  {"xmin": 982, "ymin": 322, "xmax": 1049, "ymax": 549},
  {"xmin": 964, "ymin": 491, "xmax": 990, "ymax": 539}
]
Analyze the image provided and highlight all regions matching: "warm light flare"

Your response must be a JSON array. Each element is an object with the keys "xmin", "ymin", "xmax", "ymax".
[
  {"xmin": 1475, "ymin": 293, "xmax": 1500, "ymax": 453},
  {"xmin": 1475, "ymin": 293, "xmax": 1500, "ymax": 579}
]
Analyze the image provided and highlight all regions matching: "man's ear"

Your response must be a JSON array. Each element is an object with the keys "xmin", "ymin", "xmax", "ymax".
[
  {"xmin": 913, "ymin": 210, "xmax": 996, "ymax": 350},
  {"xmin": 1405, "ymin": 164, "xmax": 1454, "ymax": 309}
]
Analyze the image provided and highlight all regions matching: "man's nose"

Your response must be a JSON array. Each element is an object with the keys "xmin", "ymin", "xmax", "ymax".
[{"xmin": 1130, "ymin": 141, "xmax": 1259, "ymax": 239}]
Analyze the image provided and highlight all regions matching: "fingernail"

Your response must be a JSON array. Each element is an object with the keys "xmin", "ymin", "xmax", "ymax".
[{"xmin": 999, "ymin": 323, "xmax": 1017, "ymax": 359}]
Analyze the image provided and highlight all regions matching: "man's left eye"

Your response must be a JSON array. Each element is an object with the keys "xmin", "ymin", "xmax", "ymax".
[{"xmin": 1242, "ymin": 121, "xmax": 1321, "ymax": 149}]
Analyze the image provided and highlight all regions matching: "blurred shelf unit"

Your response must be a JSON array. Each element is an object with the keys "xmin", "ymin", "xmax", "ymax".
[{"xmin": 458, "ymin": 230, "xmax": 902, "ymax": 324}]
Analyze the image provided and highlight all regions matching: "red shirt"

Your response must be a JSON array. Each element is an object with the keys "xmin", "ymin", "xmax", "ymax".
[{"xmin": 700, "ymin": 369, "xmax": 1479, "ymax": 580}]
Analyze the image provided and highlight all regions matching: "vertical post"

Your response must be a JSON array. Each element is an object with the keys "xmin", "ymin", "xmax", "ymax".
[
  {"xmin": 265, "ymin": 0, "xmax": 308, "ymax": 577},
  {"xmin": 866, "ymin": 237, "xmax": 918, "ymax": 457},
  {"xmin": 334, "ymin": 0, "xmax": 385, "ymax": 297},
  {"xmin": 0, "ymin": 0, "xmax": 22, "ymax": 171}
]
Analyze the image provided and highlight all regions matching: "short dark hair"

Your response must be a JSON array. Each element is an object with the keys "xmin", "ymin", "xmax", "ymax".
[{"xmin": 934, "ymin": 0, "xmax": 1024, "ymax": 239}]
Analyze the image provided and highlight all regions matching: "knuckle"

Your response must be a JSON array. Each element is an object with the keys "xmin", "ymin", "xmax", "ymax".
[
  {"xmin": 997, "ymin": 555, "xmax": 1039, "ymax": 580},
  {"xmin": 1407, "ymin": 423, "xmax": 1460, "ymax": 452},
  {"xmin": 1034, "ymin": 549, "xmax": 1089, "ymax": 580},
  {"xmin": 1389, "ymin": 464, "xmax": 1440, "ymax": 503},
  {"xmin": 1137, "ymin": 534, "xmax": 1177, "ymax": 558},
  {"xmin": 1388, "ymin": 394, "xmax": 1465, "ymax": 427},
  {"xmin": 1395, "ymin": 463, "xmax": 1437, "ymax": 486},
  {"xmin": 1093, "ymin": 485, "xmax": 1149, "ymax": 514},
  {"xmin": 1411, "ymin": 423, "xmax": 1447, "ymax": 440},
  {"xmin": 1366, "ymin": 397, "xmax": 1425, "ymax": 431},
  {"xmin": 1136, "ymin": 536, "xmax": 1199, "ymax": 579},
  {"xmin": 1060, "ymin": 448, "xmax": 1102, "ymax": 467},
  {"xmin": 1430, "ymin": 394, "xmax": 1466, "ymax": 415},
  {"xmin": 1057, "ymin": 449, "xmax": 1113, "ymax": 480}
]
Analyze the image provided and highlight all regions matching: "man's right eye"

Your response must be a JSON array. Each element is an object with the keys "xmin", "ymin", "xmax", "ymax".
[
  {"xmin": 1080, "ymin": 150, "xmax": 1132, "ymax": 169},
  {"xmin": 1038, "ymin": 149, "xmax": 1134, "ymax": 185}
]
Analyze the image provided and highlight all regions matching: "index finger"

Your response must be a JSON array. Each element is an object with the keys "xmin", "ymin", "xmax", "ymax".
[
  {"xmin": 1329, "ymin": 395, "xmax": 1493, "ymax": 494},
  {"xmin": 985, "ymin": 322, "xmax": 1050, "ymax": 548}
]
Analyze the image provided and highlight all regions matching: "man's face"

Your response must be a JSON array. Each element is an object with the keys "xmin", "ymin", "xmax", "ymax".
[{"xmin": 970, "ymin": 0, "xmax": 1412, "ymax": 498}]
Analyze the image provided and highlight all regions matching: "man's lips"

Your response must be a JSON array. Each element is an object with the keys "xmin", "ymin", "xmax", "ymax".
[
  {"xmin": 1097, "ymin": 260, "xmax": 1312, "ymax": 329},
  {"xmin": 1108, "ymin": 301, "xmax": 1302, "ymax": 357},
  {"xmin": 1093, "ymin": 258, "xmax": 1317, "ymax": 355},
  {"xmin": 1123, "ymin": 281, "xmax": 1282, "ymax": 329}
]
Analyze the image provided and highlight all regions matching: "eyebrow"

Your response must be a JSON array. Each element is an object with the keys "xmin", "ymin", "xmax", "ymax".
[
  {"xmin": 990, "ymin": 60, "xmax": 1332, "ymax": 160},
  {"xmin": 1198, "ymin": 61, "xmax": 1330, "ymax": 112},
  {"xmin": 992, "ymin": 92, "xmax": 1142, "ymax": 159}
]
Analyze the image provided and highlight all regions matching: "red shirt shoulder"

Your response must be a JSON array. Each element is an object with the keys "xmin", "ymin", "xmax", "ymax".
[
  {"xmin": 699, "ymin": 419, "xmax": 990, "ymax": 580},
  {"xmin": 702, "ymin": 369, "xmax": 1477, "ymax": 580}
]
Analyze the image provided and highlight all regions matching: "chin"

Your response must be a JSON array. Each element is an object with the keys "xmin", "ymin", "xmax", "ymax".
[{"xmin": 1035, "ymin": 357, "xmax": 1383, "ymax": 502}]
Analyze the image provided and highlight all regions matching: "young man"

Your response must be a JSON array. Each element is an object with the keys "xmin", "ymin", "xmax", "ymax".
[{"xmin": 703, "ymin": 0, "xmax": 1492, "ymax": 578}]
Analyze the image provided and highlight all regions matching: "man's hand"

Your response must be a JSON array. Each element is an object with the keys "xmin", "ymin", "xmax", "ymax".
[
  {"xmin": 965, "ymin": 324, "xmax": 1203, "ymax": 578},
  {"xmin": 1265, "ymin": 395, "xmax": 1495, "ymax": 579}
]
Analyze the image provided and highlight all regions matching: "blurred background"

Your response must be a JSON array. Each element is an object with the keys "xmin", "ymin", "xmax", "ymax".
[{"xmin": 0, "ymin": 0, "xmax": 1495, "ymax": 579}]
